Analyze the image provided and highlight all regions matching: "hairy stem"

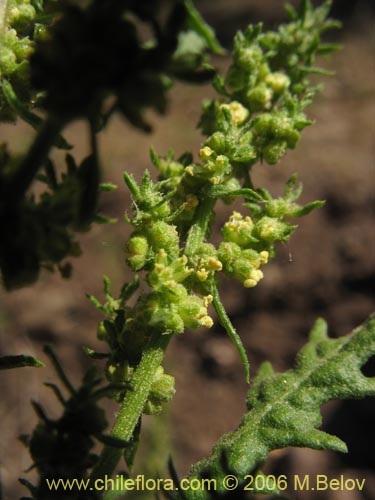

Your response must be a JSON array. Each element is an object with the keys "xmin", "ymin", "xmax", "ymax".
[
  {"xmin": 184, "ymin": 197, "xmax": 215, "ymax": 257},
  {"xmin": 91, "ymin": 331, "xmax": 171, "ymax": 480}
]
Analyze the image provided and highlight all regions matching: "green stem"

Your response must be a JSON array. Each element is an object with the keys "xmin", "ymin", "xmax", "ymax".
[
  {"xmin": 91, "ymin": 331, "xmax": 171, "ymax": 480},
  {"xmin": 6, "ymin": 114, "xmax": 64, "ymax": 201},
  {"xmin": 184, "ymin": 197, "xmax": 215, "ymax": 258},
  {"xmin": 211, "ymin": 282, "xmax": 250, "ymax": 383}
]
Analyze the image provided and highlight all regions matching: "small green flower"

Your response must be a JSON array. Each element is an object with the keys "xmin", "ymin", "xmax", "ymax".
[
  {"xmin": 144, "ymin": 366, "xmax": 175, "ymax": 415},
  {"xmin": 255, "ymin": 216, "xmax": 295, "ymax": 243},
  {"xmin": 222, "ymin": 211, "xmax": 257, "ymax": 247},
  {"xmin": 146, "ymin": 221, "xmax": 179, "ymax": 259},
  {"xmin": 126, "ymin": 234, "xmax": 149, "ymax": 271}
]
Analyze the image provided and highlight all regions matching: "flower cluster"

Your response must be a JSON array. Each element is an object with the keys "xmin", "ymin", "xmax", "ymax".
[
  {"xmin": 218, "ymin": 175, "xmax": 323, "ymax": 287},
  {"xmin": 219, "ymin": 213, "xmax": 270, "ymax": 288},
  {"xmin": 198, "ymin": 2, "xmax": 338, "ymax": 168},
  {"xmin": 0, "ymin": 0, "xmax": 42, "ymax": 120}
]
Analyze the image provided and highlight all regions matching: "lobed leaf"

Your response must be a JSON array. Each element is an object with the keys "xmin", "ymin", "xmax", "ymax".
[{"xmin": 182, "ymin": 314, "xmax": 375, "ymax": 499}]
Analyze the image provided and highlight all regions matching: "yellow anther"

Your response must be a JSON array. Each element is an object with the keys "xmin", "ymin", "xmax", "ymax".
[
  {"xmin": 207, "ymin": 257, "xmax": 223, "ymax": 271},
  {"xmin": 155, "ymin": 263, "xmax": 164, "ymax": 272},
  {"xmin": 244, "ymin": 269, "xmax": 264, "ymax": 288},
  {"xmin": 228, "ymin": 101, "xmax": 249, "ymax": 125},
  {"xmin": 203, "ymin": 294, "xmax": 213, "ymax": 307},
  {"xmin": 200, "ymin": 316, "xmax": 214, "ymax": 328},
  {"xmin": 165, "ymin": 280, "xmax": 177, "ymax": 288},
  {"xmin": 210, "ymin": 176, "xmax": 221, "ymax": 185},
  {"xmin": 259, "ymin": 251, "xmax": 269, "ymax": 265},
  {"xmin": 244, "ymin": 279, "xmax": 257, "ymax": 288},
  {"xmin": 265, "ymin": 72, "xmax": 290, "ymax": 93},
  {"xmin": 250, "ymin": 269, "xmax": 264, "ymax": 281},
  {"xmin": 185, "ymin": 166, "xmax": 194, "ymax": 176},
  {"xmin": 199, "ymin": 146, "xmax": 214, "ymax": 160},
  {"xmin": 107, "ymin": 364, "xmax": 116, "ymax": 375},
  {"xmin": 179, "ymin": 255, "xmax": 188, "ymax": 265},
  {"xmin": 215, "ymin": 155, "xmax": 226, "ymax": 167},
  {"xmin": 197, "ymin": 269, "xmax": 209, "ymax": 282},
  {"xmin": 231, "ymin": 211, "xmax": 242, "ymax": 221},
  {"xmin": 226, "ymin": 212, "xmax": 253, "ymax": 231}
]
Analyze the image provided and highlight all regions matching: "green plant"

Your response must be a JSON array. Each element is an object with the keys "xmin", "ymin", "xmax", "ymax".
[{"xmin": 0, "ymin": 1, "xmax": 373, "ymax": 499}]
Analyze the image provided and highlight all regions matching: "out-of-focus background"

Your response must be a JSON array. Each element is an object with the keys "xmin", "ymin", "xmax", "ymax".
[{"xmin": 0, "ymin": 1, "xmax": 374, "ymax": 498}]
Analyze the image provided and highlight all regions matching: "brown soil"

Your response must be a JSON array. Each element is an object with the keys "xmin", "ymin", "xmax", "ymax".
[{"xmin": 0, "ymin": 2, "xmax": 374, "ymax": 499}]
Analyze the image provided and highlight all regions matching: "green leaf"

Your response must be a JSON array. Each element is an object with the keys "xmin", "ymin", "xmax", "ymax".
[
  {"xmin": 0, "ymin": 354, "xmax": 44, "ymax": 370},
  {"xmin": 212, "ymin": 283, "xmax": 250, "ymax": 384},
  {"xmin": 183, "ymin": 315, "xmax": 375, "ymax": 499},
  {"xmin": 99, "ymin": 183, "xmax": 118, "ymax": 192},
  {"xmin": 289, "ymin": 200, "xmax": 325, "ymax": 217},
  {"xmin": 183, "ymin": 0, "xmax": 225, "ymax": 55},
  {"xmin": 207, "ymin": 186, "xmax": 264, "ymax": 202}
]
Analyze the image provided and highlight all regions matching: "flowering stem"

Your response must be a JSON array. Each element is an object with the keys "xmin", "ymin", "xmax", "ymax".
[
  {"xmin": 184, "ymin": 198, "xmax": 215, "ymax": 258},
  {"xmin": 91, "ymin": 331, "xmax": 171, "ymax": 480}
]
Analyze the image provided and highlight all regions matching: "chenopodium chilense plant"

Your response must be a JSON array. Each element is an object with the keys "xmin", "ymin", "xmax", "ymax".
[
  {"xmin": 83, "ymin": 0, "xmax": 372, "ymax": 495},
  {"xmin": 0, "ymin": 1, "xmax": 373, "ymax": 499}
]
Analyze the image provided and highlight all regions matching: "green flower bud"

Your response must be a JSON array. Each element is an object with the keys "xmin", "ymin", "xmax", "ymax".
[
  {"xmin": 12, "ymin": 38, "xmax": 32, "ymax": 60},
  {"xmin": 225, "ymin": 64, "xmax": 247, "ymax": 92},
  {"xmin": 150, "ymin": 367, "xmax": 175, "ymax": 401},
  {"xmin": 149, "ymin": 252, "xmax": 192, "ymax": 288},
  {"xmin": 220, "ymin": 101, "xmax": 249, "ymax": 125},
  {"xmin": 0, "ymin": 46, "xmax": 17, "ymax": 75},
  {"xmin": 9, "ymin": 4, "xmax": 36, "ymax": 29},
  {"xmin": 150, "ymin": 303, "xmax": 184, "ymax": 334},
  {"xmin": 233, "ymin": 257, "xmax": 255, "ymax": 281},
  {"xmin": 241, "ymin": 248, "xmax": 263, "ymax": 268},
  {"xmin": 255, "ymin": 216, "xmax": 292, "ymax": 243},
  {"xmin": 220, "ymin": 178, "xmax": 241, "ymax": 204},
  {"xmin": 205, "ymin": 132, "xmax": 227, "ymax": 154},
  {"xmin": 252, "ymin": 113, "xmax": 274, "ymax": 136},
  {"xmin": 246, "ymin": 85, "xmax": 273, "ymax": 111},
  {"xmin": 144, "ymin": 365, "xmax": 175, "ymax": 415},
  {"xmin": 178, "ymin": 294, "xmax": 213, "ymax": 329},
  {"xmin": 218, "ymin": 241, "xmax": 242, "ymax": 273},
  {"xmin": 150, "ymin": 201, "xmax": 171, "ymax": 220},
  {"xmin": 126, "ymin": 234, "xmax": 149, "ymax": 270},
  {"xmin": 97, "ymin": 320, "xmax": 107, "ymax": 340},
  {"xmin": 106, "ymin": 361, "xmax": 132, "ymax": 385},
  {"xmin": 266, "ymin": 198, "xmax": 289, "ymax": 218},
  {"xmin": 159, "ymin": 281, "xmax": 188, "ymax": 304},
  {"xmin": 147, "ymin": 221, "xmax": 179, "ymax": 257},
  {"xmin": 282, "ymin": 128, "xmax": 300, "ymax": 149},
  {"xmin": 265, "ymin": 72, "xmax": 290, "ymax": 93},
  {"xmin": 263, "ymin": 140, "xmax": 287, "ymax": 165},
  {"xmin": 232, "ymin": 257, "xmax": 264, "ymax": 288},
  {"xmin": 237, "ymin": 46, "xmax": 263, "ymax": 71}
]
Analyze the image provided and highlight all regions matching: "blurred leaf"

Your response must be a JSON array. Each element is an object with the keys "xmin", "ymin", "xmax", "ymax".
[{"xmin": 0, "ymin": 354, "xmax": 44, "ymax": 370}]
